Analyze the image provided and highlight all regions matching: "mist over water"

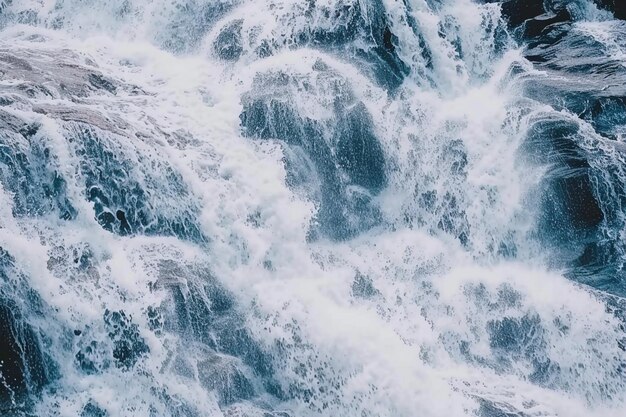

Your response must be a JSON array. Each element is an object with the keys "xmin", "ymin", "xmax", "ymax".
[{"xmin": 0, "ymin": 1, "xmax": 625, "ymax": 416}]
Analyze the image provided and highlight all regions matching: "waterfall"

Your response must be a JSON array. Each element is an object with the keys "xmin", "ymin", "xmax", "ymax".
[{"xmin": 0, "ymin": 1, "xmax": 625, "ymax": 416}]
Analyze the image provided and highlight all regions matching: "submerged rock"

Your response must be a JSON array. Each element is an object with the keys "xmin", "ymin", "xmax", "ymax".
[
  {"xmin": 594, "ymin": 0, "xmax": 626, "ymax": 20},
  {"xmin": 522, "ymin": 10, "xmax": 571, "ymax": 38},
  {"xmin": 520, "ymin": 19, "xmax": 626, "ymax": 282},
  {"xmin": 522, "ymin": 19, "xmax": 626, "ymax": 139},
  {"xmin": 0, "ymin": 299, "xmax": 51, "ymax": 411},
  {"xmin": 214, "ymin": 19, "xmax": 244, "ymax": 61},
  {"xmin": 0, "ymin": 47, "xmax": 208, "ymax": 243},
  {"xmin": 74, "ymin": 310, "xmax": 150, "ymax": 374},
  {"xmin": 499, "ymin": 0, "xmax": 546, "ymax": 28},
  {"xmin": 81, "ymin": 401, "xmax": 108, "ymax": 417},
  {"xmin": 103, "ymin": 310, "xmax": 149, "ymax": 370},
  {"xmin": 197, "ymin": 353, "xmax": 255, "ymax": 405},
  {"xmin": 0, "ymin": 251, "xmax": 57, "ymax": 414},
  {"xmin": 351, "ymin": 271, "xmax": 380, "ymax": 299},
  {"xmin": 521, "ymin": 115, "xmax": 608, "ymax": 274},
  {"xmin": 240, "ymin": 65, "xmax": 386, "ymax": 241},
  {"xmin": 0, "ymin": 110, "xmax": 76, "ymax": 220},
  {"xmin": 211, "ymin": 0, "xmax": 410, "ymax": 90}
]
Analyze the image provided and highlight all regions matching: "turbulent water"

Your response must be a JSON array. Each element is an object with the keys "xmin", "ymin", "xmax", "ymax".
[{"xmin": 1, "ymin": 0, "xmax": 626, "ymax": 416}]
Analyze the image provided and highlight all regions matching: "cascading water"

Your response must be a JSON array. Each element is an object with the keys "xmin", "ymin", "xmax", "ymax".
[{"xmin": 0, "ymin": 0, "xmax": 625, "ymax": 416}]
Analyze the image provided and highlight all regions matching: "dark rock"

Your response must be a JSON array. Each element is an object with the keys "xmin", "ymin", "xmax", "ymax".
[
  {"xmin": 351, "ymin": 271, "xmax": 380, "ymax": 299},
  {"xmin": 477, "ymin": 397, "xmax": 531, "ymax": 417},
  {"xmin": 81, "ymin": 401, "xmax": 108, "ymax": 417},
  {"xmin": 240, "ymin": 68, "xmax": 386, "ymax": 241},
  {"xmin": 0, "ymin": 111, "xmax": 77, "ymax": 220},
  {"xmin": 500, "ymin": 0, "xmax": 546, "ymax": 28},
  {"xmin": 75, "ymin": 310, "xmax": 150, "ymax": 373},
  {"xmin": 74, "ymin": 124, "xmax": 207, "ymax": 243},
  {"xmin": 0, "ymin": 299, "xmax": 52, "ymax": 410},
  {"xmin": 586, "ymin": 97, "xmax": 626, "ymax": 138},
  {"xmin": 97, "ymin": 211, "xmax": 116, "ymax": 232},
  {"xmin": 0, "ymin": 252, "xmax": 57, "ymax": 413},
  {"xmin": 545, "ymin": 175, "xmax": 604, "ymax": 232},
  {"xmin": 163, "ymin": 343, "xmax": 261, "ymax": 408},
  {"xmin": 523, "ymin": 117, "xmax": 604, "ymax": 239},
  {"xmin": 523, "ymin": 10, "xmax": 570, "ymax": 38},
  {"xmin": 594, "ymin": 0, "xmax": 626, "ymax": 20},
  {"xmin": 158, "ymin": 0, "xmax": 236, "ymax": 53},
  {"xmin": 157, "ymin": 262, "xmax": 278, "ymax": 383},
  {"xmin": 334, "ymin": 103, "xmax": 386, "ymax": 192},
  {"xmin": 146, "ymin": 306, "xmax": 163, "ymax": 335},
  {"xmin": 103, "ymin": 309, "xmax": 149, "ymax": 370},
  {"xmin": 487, "ymin": 314, "xmax": 557, "ymax": 385},
  {"xmin": 88, "ymin": 73, "xmax": 117, "ymax": 94},
  {"xmin": 0, "ymin": 49, "xmax": 130, "ymax": 99},
  {"xmin": 214, "ymin": 0, "xmax": 410, "ymax": 90},
  {"xmin": 483, "ymin": 0, "xmax": 577, "ymax": 36},
  {"xmin": 0, "ymin": 48, "xmax": 206, "ymax": 244},
  {"xmin": 115, "ymin": 210, "xmax": 131, "ymax": 235},
  {"xmin": 197, "ymin": 354, "xmax": 255, "ymax": 405},
  {"xmin": 75, "ymin": 340, "xmax": 106, "ymax": 375},
  {"xmin": 516, "ymin": 113, "xmax": 626, "ymax": 294},
  {"xmin": 214, "ymin": 19, "xmax": 244, "ymax": 61},
  {"xmin": 523, "ymin": 22, "xmax": 626, "ymax": 138},
  {"xmin": 306, "ymin": 0, "xmax": 411, "ymax": 89}
]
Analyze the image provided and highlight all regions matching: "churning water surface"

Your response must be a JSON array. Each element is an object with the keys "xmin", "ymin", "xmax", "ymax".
[{"xmin": 0, "ymin": 1, "xmax": 626, "ymax": 416}]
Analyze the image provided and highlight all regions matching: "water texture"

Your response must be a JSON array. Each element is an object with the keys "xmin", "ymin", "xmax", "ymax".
[{"xmin": 0, "ymin": 1, "xmax": 625, "ymax": 416}]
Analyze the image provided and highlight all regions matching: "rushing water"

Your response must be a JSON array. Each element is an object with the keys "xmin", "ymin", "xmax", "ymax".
[{"xmin": 0, "ymin": 0, "xmax": 625, "ymax": 416}]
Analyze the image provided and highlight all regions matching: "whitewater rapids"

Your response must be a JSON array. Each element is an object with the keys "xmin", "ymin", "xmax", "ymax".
[{"xmin": 0, "ymin": 1, "xmax": 625, "ymax": 417}]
